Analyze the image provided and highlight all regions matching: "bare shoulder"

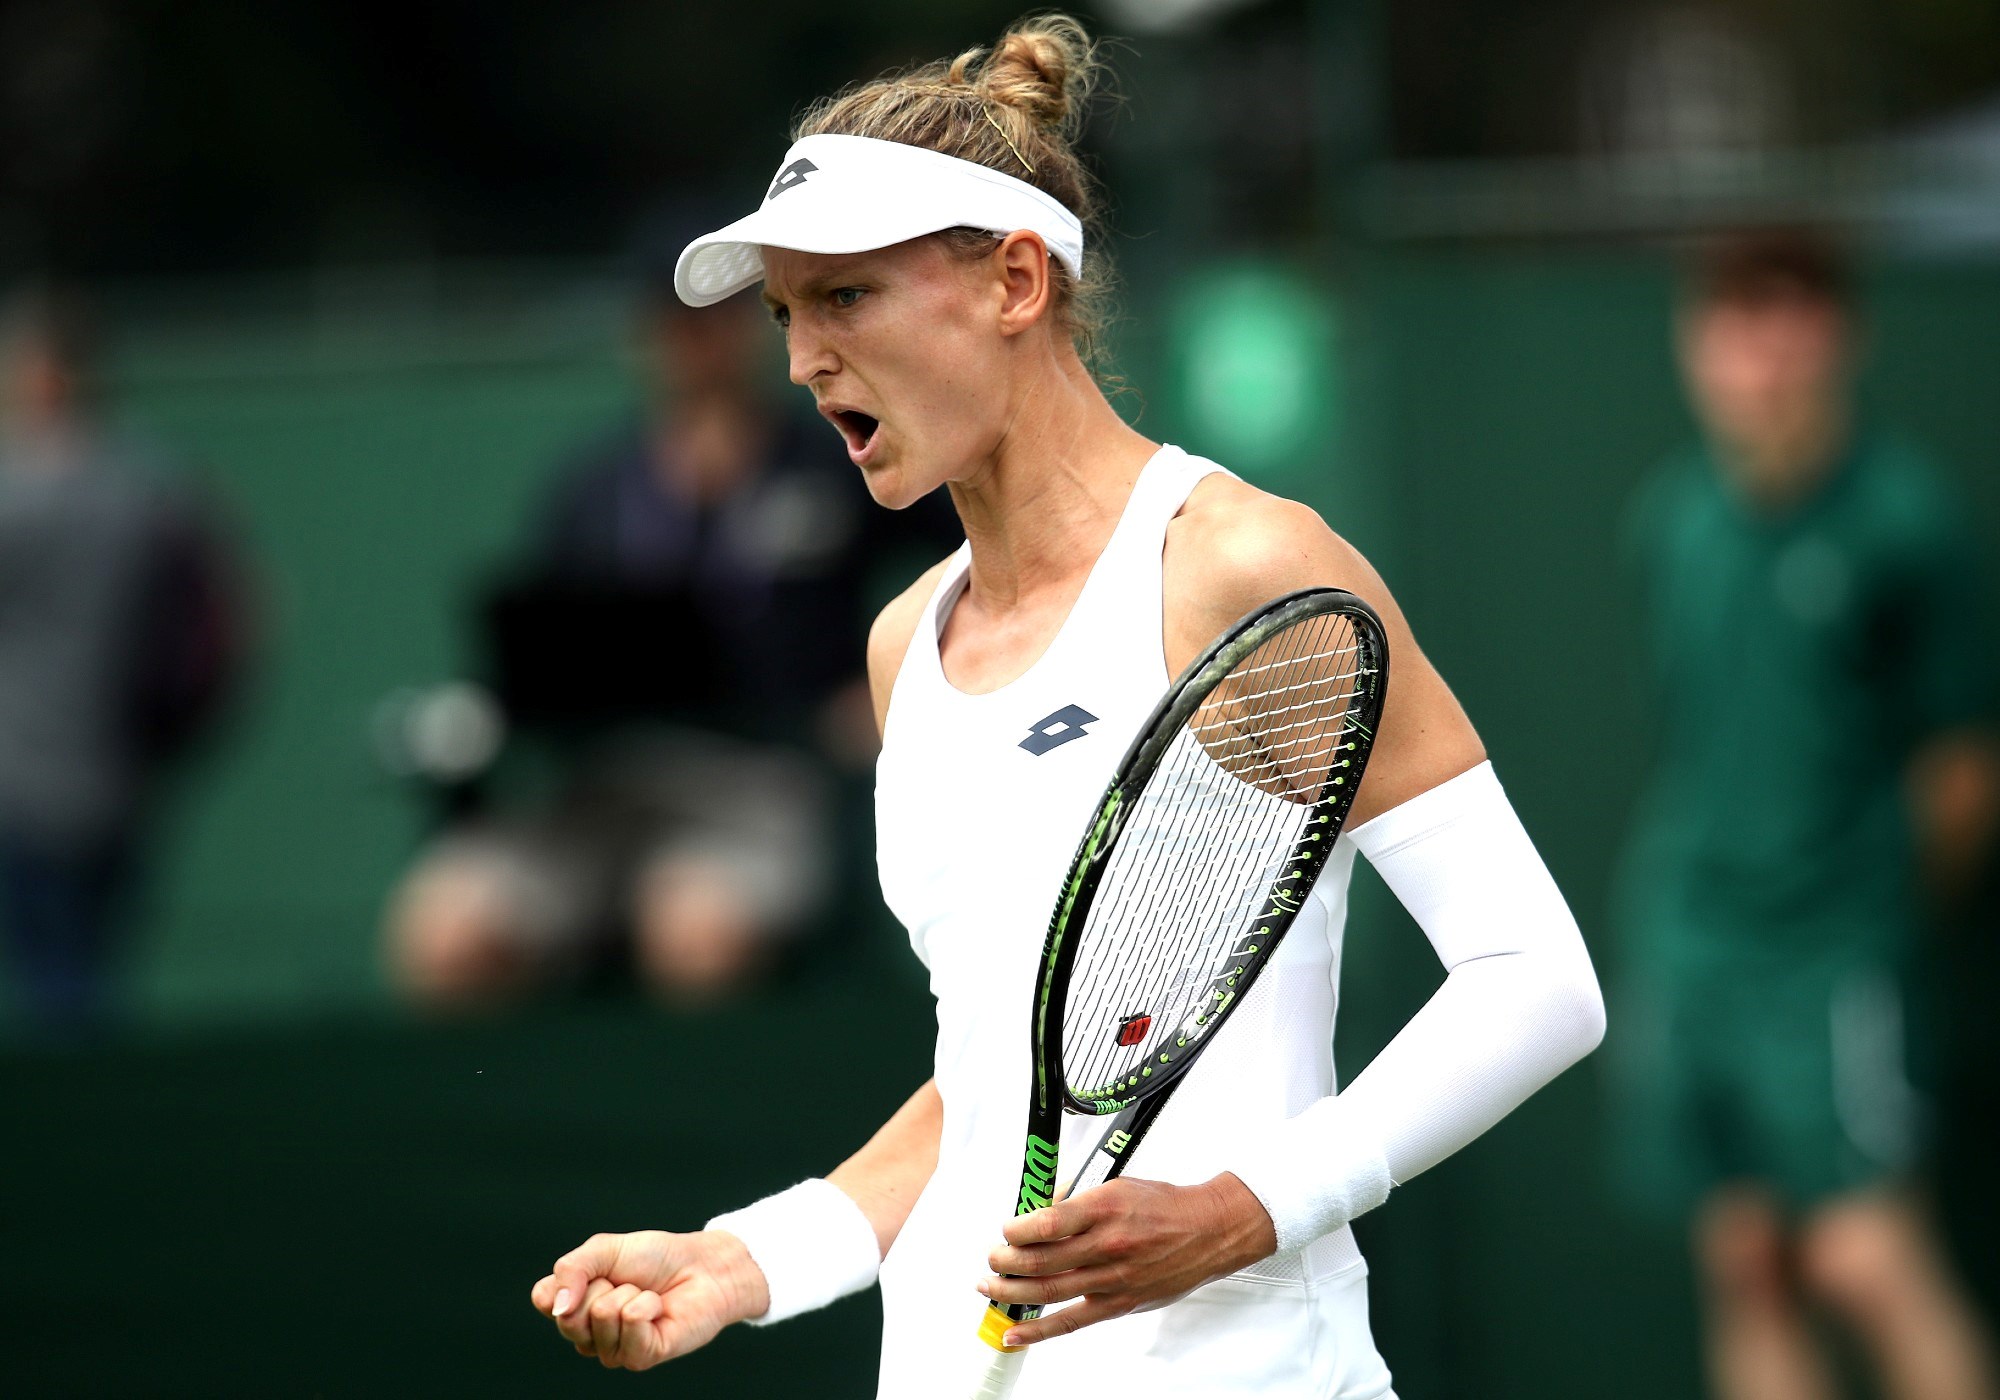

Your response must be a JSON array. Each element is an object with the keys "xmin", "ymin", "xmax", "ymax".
[
  {"xmin": 1164, "ymin": 475, "xmax": 1384, "ymax": 646},
  {"xmin": 867, "ymin": 554, "xmax": 956, "ymax": 738},
  {"xmin": 1164, "ymin": 474, "xmax": 1486, "ymax": 825}
]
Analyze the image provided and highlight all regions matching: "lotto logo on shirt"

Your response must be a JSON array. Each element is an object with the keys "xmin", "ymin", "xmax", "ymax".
[{"xmin": 1020, "ymin": 705, "xmax": 1098, "ymax": 756}]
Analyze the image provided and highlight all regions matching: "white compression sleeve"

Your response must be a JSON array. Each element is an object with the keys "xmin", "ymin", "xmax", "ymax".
[
  {"xmin": 1224, "ymin": 761, "xmax": 1606, "ymax": 1254},
  {"xmin": 705, "ymin": 1178, "xmax": 882, "ymax": 1325}
]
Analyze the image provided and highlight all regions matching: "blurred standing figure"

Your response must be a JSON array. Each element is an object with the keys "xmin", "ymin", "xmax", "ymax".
[
  {"xmin": 1617, "ymin": 231, "xmax": 1999, "ymax": 1400},
  {"xmin": 0, "ymin": 284, "xmax": 244, "ymax": 1037}
]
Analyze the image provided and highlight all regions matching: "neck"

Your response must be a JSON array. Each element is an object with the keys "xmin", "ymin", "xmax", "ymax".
[
  {"xmin": 1719, "ymin": 403, "xmax": 1851, "ymax": 510},
  {"xmin": 948, "ymin": 351, "xmax": 1157, "ymax": 609}
]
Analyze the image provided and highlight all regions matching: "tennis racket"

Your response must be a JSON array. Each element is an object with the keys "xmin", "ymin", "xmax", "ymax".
[{"xmin": 968, "ymin": 586, "xmax": 1389, "ymax": 1399}]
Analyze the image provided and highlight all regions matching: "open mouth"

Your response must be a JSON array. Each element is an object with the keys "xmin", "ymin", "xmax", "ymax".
[{"xmin": 826, "ymin": 408, "xmax": 881, "ymax": 459}]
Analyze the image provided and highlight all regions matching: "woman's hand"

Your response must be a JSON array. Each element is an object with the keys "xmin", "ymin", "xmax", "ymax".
[
  {"xmin": 977, "ymin": 1173, "xmax": 1278, "ymax": 1346},
  {"xmin": 529, "ymin": 1229, "xmax": 771, "ymax": 1371}
]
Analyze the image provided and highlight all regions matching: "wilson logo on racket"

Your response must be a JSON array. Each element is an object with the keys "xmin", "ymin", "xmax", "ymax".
[
  {"xmin": 1017, "ymin": 1134, "xmax": 1060, "ymax": 1214},
  {"xmin": 1114, "ymin": 1014, "xmax": 1151, "ymax": 1047}
]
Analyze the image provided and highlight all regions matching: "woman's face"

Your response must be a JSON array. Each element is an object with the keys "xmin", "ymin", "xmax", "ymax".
[{"xmin": 762, "ymin": 236, "xmax": 1027, "ymax": 510}]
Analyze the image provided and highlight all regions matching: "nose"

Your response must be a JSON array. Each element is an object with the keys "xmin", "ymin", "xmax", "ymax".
[{"xmin": 787, "ymin": 320, "xmax": 837, "ymax": 387}]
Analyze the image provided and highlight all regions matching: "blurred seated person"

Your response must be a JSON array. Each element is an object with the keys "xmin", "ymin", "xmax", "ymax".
[
  {"xmin": 384, "ymin": 260, "xmax": 956, "ymax": 1011},
  {"xmin": 0, "ymin": 283, "xmax": 247, "ymax": 1036}
]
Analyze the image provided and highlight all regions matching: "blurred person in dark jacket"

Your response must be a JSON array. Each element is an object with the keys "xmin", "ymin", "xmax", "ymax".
[
  {"xmin": 0, "ymin": 283, "xmax": 246, "ymax": 1037},
  {"xmin": 384, "ymin": 263, "xmax": 956, "ymax": 1011},
  {"xmin": 1615, "ymin": 231, "xmax": 1999, "ymax": 1400}
]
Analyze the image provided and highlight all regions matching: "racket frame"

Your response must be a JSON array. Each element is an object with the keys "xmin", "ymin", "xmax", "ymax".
[{"xmin": 983, "ymin": 586, "xmax": 1389, "ymax": 1353}]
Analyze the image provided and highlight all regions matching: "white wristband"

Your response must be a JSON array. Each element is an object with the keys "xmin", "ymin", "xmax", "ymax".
[{"xmin": 706, "ymin": 1179, "xmax": 881, "ymax": 1326}]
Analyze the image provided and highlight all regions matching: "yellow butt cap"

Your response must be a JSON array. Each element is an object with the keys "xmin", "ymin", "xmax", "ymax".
[{"xmin": 978, "ymin": 1304, "xmax": 1024, "ymax": 1352}]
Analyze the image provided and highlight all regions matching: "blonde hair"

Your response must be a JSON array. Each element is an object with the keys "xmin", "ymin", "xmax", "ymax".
[{"xmin": 794, "ymin": 13, "xmax": 1113, "ymax": 367}]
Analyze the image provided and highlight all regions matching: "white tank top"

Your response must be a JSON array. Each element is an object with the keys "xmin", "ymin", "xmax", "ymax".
[{"xmin": 872, "ymin": 446, "xmax": 1386, "ymax": 1400}]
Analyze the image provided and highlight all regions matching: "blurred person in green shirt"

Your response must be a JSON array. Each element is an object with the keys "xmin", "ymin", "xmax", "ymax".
[{"xmin": 1616, "ymin": 230, "xmax": 1999, "ymax": 1400}]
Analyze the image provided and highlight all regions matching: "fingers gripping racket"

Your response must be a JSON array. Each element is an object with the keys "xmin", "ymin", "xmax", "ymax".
[{"xmin": 968, "ymin": 588, "xmax": 1389, "ymax": 1399}]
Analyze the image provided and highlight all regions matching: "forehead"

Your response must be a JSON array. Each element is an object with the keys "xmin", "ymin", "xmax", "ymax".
[
  {"xmin": 1689, "ymin": 286, "xmax": 1844, "ymax": 325},
  {"xmin": 759, "ymin": 237, "xmax": 957, "ymax": 307},
  {"xmin": 1686, "ymin": 302, "xmax": 1845, "ymax": 353}
]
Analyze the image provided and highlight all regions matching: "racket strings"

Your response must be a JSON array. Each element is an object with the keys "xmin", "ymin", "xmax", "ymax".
[
  {"xmin": 1122, "ymin": 618, "xmax": 1349, "ymax": 1035},
  {"xmin": 1089, "ymin": 615, "xmax": 1332, "ymax": 1001},
  {"xmin": 1184, "ymin": 655, "xmax": 1369, "ymax": 801},
  {"xmin": 1061, "ymin": 613, "xmax": 1377, "ymax": 1102},
  {"xmin": 1064, "ymin": 612, "xmax": 1341, "ymax": 1005},
  {"xmin": 1064, "ymin": 634, "xmax": 1344, "ymax": 1098},
  {"xmin": 1184, "ymin": 663, "xmax": 1368, "ymax": 740}
]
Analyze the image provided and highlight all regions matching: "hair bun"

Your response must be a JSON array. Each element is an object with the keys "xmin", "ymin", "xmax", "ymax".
[
  {"xmin": 797, "ymin": 11, "xmax": 1113, "ymax": 369},
  {"xmin": 958, "ymin": 14, "xmax": 1097, "ymax": 137}
]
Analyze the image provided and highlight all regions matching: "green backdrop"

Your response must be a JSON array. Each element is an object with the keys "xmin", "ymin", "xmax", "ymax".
[
  {"xmin": 4, "ymin": 249, "xmax": 1996, "ymax": 1396},
  {"xmin": 115, "ymin": 302, "xmax": 635, "ymax": 1023}
]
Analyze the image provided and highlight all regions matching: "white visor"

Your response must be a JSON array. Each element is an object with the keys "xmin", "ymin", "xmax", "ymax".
[{"xmin": 674, "ymin": 133, "xmax": 1085, "ymax": 308}]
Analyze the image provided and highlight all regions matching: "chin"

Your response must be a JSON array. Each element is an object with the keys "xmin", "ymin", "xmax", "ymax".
[
  {"xmin": 859, "ymin": 452, "xmax": 952, "ymax": 512},
  {"xmin": 857, "ymin": 461, "xmax": 920, "ymax": 511}
]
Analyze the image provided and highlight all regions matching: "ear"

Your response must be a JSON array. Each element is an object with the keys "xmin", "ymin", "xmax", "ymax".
[{"xmin": 992, "ymin": 231, "xmax": 1055, "ymax": 338}]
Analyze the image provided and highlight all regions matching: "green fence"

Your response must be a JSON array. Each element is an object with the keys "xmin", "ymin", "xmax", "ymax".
[{"xmin": 116, "ymin": 287, "xmax": 636, "ymax": 1023}]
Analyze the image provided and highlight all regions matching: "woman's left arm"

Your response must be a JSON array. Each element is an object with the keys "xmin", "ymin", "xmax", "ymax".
[{"xmin": 982, "ymin": 481, "xmax": 1604, "ymax": 1344}]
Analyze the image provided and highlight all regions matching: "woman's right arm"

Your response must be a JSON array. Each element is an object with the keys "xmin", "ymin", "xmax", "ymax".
[
  {"xmin": 530, "ymin": 1081, "xmax": 941, "ymax": 1370},
  {"xmin": 832, "ymin": 559, "xmax": 956, "ymax": 1254},
  {"xmin": 828, "ymin": 1078, "xmax": 944, "ymax": 1255}
]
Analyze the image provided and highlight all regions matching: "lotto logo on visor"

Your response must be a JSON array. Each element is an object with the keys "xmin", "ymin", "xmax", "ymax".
[
  {"xmin": 768, "ymin": 158, "xmax": 817, "ymax": 200},
  {"xmin": 673, "ymin": 133, "xmax": 1086, "ymax": 309}
]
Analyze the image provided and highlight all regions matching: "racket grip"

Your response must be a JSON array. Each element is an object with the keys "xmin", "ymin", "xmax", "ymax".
[
  {"xmin": 968, "ymin": 1304, "xmax": 1027, "ymax": 1400},
  {"xmin": 968, "ymin": 1343, "xmax": 1026, "ymax": 1400}
]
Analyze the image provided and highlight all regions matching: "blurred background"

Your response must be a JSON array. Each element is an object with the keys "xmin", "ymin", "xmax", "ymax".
[{"xmin": 4, "ymin": 0, "xmax": 1999, "ymax": 1394}]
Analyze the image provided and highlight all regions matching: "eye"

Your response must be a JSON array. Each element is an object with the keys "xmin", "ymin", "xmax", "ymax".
[
  {"xmin": 768, "ymin": 304, "xmax": 791, "ymax": 330},
  {"xmin": 832, "ymin": 286, "xmax": 866, "ymax": 309}
]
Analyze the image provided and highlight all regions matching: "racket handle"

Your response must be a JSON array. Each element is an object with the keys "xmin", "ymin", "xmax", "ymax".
[
  {"xmin": 968, "ymin": 1343, "xmax": 1026, "ymax": 1400},
  {"xmin": 968, "ymin": 1304, "xmax": 1027, "ymax": 1400}
]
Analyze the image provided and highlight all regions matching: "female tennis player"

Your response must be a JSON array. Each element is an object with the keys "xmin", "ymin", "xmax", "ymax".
[{"xmin": 531, "ymin": 16, "xmax": 1604, "ymax": 1397}]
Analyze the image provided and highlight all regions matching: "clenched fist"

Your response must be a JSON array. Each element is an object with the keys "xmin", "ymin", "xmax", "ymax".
[{"xmin": 531, "ymin": 1229, "xmax": 771, "ymax": 1371}]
